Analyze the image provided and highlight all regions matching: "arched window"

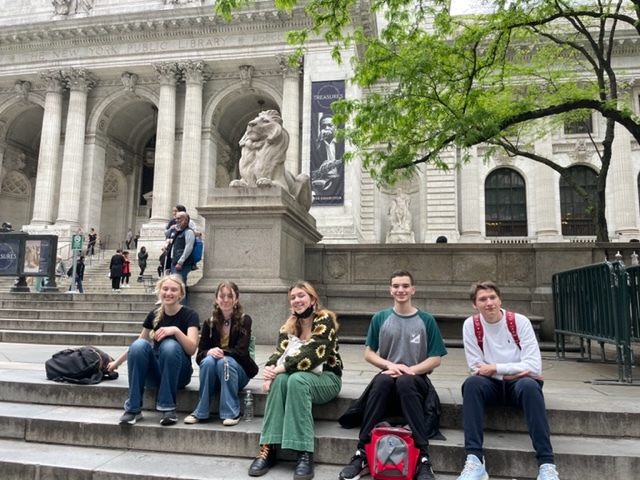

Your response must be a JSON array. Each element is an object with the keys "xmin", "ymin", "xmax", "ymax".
[
  {"xmin": 560, "ymin": 165, "xmax": 597, "ymax": 236},
  {"xmin": 485, "ymin": 168, "xmax": 528, "ymax": 237}
]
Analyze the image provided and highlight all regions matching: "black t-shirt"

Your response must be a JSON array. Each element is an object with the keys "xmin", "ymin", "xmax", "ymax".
[{"xmin": 142, "ymin": 306, "xmax": 200, "ymax": 358}]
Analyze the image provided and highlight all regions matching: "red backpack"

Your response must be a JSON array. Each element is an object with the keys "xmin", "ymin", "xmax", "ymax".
[
  {"xmin": 472, "ymin": 310, "xmax": 520, "ymax": 352},
  {"xmin": 365, "ymin": 423, "xmax": 420, "ymax": 480}
]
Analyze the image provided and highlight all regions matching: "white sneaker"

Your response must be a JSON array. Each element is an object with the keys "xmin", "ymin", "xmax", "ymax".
[
  {"xmin": 537, "ymin": 464, "xmax": 560, "ymax": 480},
  {"xmin": 222, "ymin": 416, "xmax": 240, "ymax": 426},
  {"xmin": 457, "ymin": 454, "xmax": 489, "ymax": 480}
]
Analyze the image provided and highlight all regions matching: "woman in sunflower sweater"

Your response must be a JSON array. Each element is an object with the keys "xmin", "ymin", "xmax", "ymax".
[{"xmin": 248, "ymin": 281, "xmax": 343, "ymax": 480}]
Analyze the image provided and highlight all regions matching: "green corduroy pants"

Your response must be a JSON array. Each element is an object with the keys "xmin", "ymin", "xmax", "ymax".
[{"xmin": 259, "ymin": 370, "xmax": 342, "ymax": 452}]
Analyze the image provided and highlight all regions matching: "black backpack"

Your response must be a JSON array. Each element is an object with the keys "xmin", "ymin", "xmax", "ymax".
[{"xmin": 45, "ymin": 346, "xmax": 119, "ymax": 385}]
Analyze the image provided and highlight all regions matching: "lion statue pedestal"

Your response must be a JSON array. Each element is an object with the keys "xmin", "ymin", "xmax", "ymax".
[{"xmin": 189, "ymin": 187, "xmax": 322, "ymax": 343}]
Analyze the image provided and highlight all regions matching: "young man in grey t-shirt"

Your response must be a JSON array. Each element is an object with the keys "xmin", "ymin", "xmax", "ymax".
[{"xmin": 339, "ymin": 270, "xmax": 447, "ymax": 480}]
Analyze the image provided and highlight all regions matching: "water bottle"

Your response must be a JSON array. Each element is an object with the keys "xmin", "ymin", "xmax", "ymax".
[{"xmin": 243, "ymin": 389, "xmax": 254, "ymax": 422}]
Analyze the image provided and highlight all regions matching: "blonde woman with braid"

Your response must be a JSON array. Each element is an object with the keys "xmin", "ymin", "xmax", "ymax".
[
  {"xmin": 107, "ymin": 274, "xmax": 200, "ymax": 426},
  {"xmin": 248, "ymin": 281, "xmax": 343, "ymax": 480},
  {"xmin": 184, "ymin": 281, "xmax": 258, "ymax": 426}
]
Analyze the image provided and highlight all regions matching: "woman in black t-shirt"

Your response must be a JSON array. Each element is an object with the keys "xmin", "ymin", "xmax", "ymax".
[{"xmin": 108, "ymin": 274, "xmax": 200, "ymax": 425}]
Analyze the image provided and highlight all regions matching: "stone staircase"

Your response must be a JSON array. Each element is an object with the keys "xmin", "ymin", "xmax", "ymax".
[{"xmin": 0, "ymin": 288, "xmax": 638, "ymax": 479}]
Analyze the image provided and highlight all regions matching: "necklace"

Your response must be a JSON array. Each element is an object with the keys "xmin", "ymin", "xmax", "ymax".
[{"xmin": 223, "ymin": 319, "xmax": 230, "ymax": 327}]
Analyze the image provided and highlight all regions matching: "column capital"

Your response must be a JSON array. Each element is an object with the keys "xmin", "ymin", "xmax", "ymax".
[
  {"xmin": 153, "ymin": 62, "xmax": 180, "ymax": 86},
  {"xmin": 179, "ymin": 60, "xmax": 211, "ymax": 85},
  {"xmin": 276, "ymin": 54, "xmax": 303, "ymax": 79},
  {"xmin": 39, "ymin": 70, "xmax": 65, "ymax": 94},
  {"xmin": 62, "ymin": 68, "xmax": 97, "ymax": 93}
]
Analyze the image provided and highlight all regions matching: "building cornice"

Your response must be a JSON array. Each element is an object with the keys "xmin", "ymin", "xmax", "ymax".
[{"xmin": 0, "ymin": 1, "xmax": 376, "ymax": 51}]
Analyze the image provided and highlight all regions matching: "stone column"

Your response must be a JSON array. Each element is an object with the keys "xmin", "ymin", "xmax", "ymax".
[
  {"xmin": 533, "ymin": 134, "xmax": 563, "ymax": 241},
  {"xmin": 149, "ymin": 62, "xmax": 179, "ymax": 224},
  {"xmin": 31, "ymin": 70, "xmax": 65, "ymax": 225},
  {"xmin": 459, "ymin": 149, "xmax": 486, "ymax": 242},
  {"xmin": 56, "ymin": 68, "xmax": 96, "ymax": 226},
  {"xmin": 80, "ymin": 135, "xmax": 107, "ymax": 231},
  {"xmin": 277, "ymin": 55, "xmax": 302, "ymax": 175},
  {"xmin": 609, "ymin": 123, "xmax": 640, "ymax": 239},
  {"xmin": 179, "ymin": 60, "xmax": 209, "ymax": 224}
]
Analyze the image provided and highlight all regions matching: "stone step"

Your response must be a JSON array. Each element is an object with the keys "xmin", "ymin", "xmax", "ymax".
[
  {"xmin": 0, "ymin": 438, "xmax": 480, "ymax": 480},
  {"xmin": 0, "ymin": 298, "xmax": 155, "ymax": 311},
  {"xmin": 1, "ymin": 367, "xmax": 637, "ymax": 439},
  {"xmin": 0, "ymin": 330, "xmax": 137, "ymax": 346},
  {"xmin": 0, "ymin": 402, "xmax": 637, "ymax": 479},
  {"xmin": 0, "ymin": 308, "xmax": 149, "ymax": 321},
  {"xmin": 0, "ymin": 318, "xmax": 142, "ymax": 333}
]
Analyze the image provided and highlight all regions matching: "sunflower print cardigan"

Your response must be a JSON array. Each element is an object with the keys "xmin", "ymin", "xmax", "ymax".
[{"xmin": 265, "ymin": 312, "xmax": 343, "ymax": 377}]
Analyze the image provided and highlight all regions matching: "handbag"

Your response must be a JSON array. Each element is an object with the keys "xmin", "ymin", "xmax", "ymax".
[{"xmin": 276, "ymin": 334, "xmax": 323, "ymax": 374}]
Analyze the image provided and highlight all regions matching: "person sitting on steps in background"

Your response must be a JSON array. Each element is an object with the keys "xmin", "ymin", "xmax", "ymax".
[{"xmin": 455, "ymin": 280, "xmax": 559, "ymax": 480}]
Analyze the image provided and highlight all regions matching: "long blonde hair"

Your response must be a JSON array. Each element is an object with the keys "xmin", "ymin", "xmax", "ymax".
[
  {"xmin": 151, "ymin": 274, "xmax": 186, "ymax": 332},
  {"xmin": 282, "ymin": 281, "xmax": 338, "ymax": 336}
]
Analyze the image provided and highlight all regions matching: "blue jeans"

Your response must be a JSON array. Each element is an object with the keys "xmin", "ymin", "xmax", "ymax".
[
  {"xmin": 193, "ymin": 356, "xmax": 249, "ymax": 420},
  {"xmin": 170, "ymin": 261, "xmax": 192, "ymax": 305},
  {"xmin": 461, "ymin": 375, "xmax": 554, "ymax": 466},
  {"xmin": 68, "ymin": 276, "xmax": 83, "ymax": 293},
  {"xmin": 124, "ymin": 338, "xmax": 193, "ymax": 413}
]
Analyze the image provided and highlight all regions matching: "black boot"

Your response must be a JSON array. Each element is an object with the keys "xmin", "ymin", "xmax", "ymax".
[
  {"xmin": 248, "ymin": 444, "xmax": 277, "ymax": 477},
  {"xmin": 294, "ymin": 451, "xmax": 314, "ymax": 480}
]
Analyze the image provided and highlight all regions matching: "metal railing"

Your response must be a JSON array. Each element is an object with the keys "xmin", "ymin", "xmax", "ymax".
[
  {"xmin": 625, "ymin": 265, "xmax": 640, "ymax": 344},
  {"xmin": 552, "ymin": 261, "xmax": 634, "ymax": 383}
]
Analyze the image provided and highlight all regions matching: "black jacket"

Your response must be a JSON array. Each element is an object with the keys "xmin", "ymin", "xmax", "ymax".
[{"xmin": 195, "ymin": 314, "xmax": 259, "ymax": 379}]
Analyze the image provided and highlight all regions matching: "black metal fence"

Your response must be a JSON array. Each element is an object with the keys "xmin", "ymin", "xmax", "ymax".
[{"xmin": 552, "ymin": 261, "xmax": 635, "ymax": 383}]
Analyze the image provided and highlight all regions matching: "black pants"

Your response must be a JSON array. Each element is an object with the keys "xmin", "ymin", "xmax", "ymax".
[
  {"xmin": 358, "ymin": 373, "xmax": 432, "ymax": 454},
  {"xmin": 111, "ymin": 276, "xmax": 121, "ymax": 289}
]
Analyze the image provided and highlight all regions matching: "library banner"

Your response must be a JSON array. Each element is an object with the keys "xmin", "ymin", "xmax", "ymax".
[{"xmin": 310, "ymin": 81, "xmax": 345, "ymax": 205}]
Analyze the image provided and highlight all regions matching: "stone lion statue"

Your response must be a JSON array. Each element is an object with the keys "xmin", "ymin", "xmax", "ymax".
[{"xmin": 230, "ymin": 110, "xmax": 312, "ymax": 211}]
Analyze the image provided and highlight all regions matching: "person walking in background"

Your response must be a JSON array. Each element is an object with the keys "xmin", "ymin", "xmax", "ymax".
[
  {"xmin": 248, "ymin": 281, "xmax": 343, "ymax": 480},
  {"xmin": 339, "ymin": 269, "xmax": 447, "ymax": 480},
  {"xmin": 107, "ymin": 275, "xmax": 199, "ymax": 426},
  {"xmin": 55, "ymin": 256, "xmax": 67, "ymax": 284},
  {"xmin": 125, "ymin": 228, "xmax": 133, "ymax": 249},
  {"xmin": 109, "ymin": 249, "xmax": 124, "ymax": 292},
  {"xmin": 455, "ymin": 281, "xmax": 559, "ymax": 480},
  {"xmin": 137, "ymin": 246, "xmax": 149, "ymax": 281},
  {"xmin": 121, "ymin": 251, "xmax": 131, "ymax": 288},
  {"xmin": 67, "ymin": 255, "xmax": 85, "ymax": 293},
  {"xmin": 184, "ymin": 281, "xmax": 258, "ymax": 426},
  {"xmin": 86, "ymin": 228, "xmax": 98, "ymax": 256},
  {"xmin": 158, "ymin": 247, "xmax": 167, "ymax": 278}
]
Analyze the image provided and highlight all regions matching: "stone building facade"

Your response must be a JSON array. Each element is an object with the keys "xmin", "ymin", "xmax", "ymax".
[{"xmin": 1, "ymin": 1, "xmax": 640, "ymax": 252}]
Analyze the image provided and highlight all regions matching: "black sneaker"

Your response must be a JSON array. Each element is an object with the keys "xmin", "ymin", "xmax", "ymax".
[
  {"xmin": 415, "ymin": 457, "xmax": 436, "ymax": 480},
  {"xmin": 119, "ymin": 411, "xmax": 142, "ymax": 425},
  {"xmin": 160, "ymin": 410, "xmax": 177, "ymax": 425},
  {"xmin": 339, "ymin": 449, "xmax": 368, "ymax": 480}
]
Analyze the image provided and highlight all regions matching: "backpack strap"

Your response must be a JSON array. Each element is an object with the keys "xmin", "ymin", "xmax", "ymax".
[
  {"xmin": 472, "ymin": 314, "xmax": 484, "ymax": 352},
  {"xmin": 472, "ymin": 310, "xmax": 520, "ymax": 352},
  {"xmin": 505, "ymin": 310, "xmax": 521, "ymax": 350}
]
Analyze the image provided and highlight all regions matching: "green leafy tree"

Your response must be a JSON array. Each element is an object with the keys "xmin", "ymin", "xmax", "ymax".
[{"xmin": 216, "ymin": 0, "xmax": 640, "ymax": 241}]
